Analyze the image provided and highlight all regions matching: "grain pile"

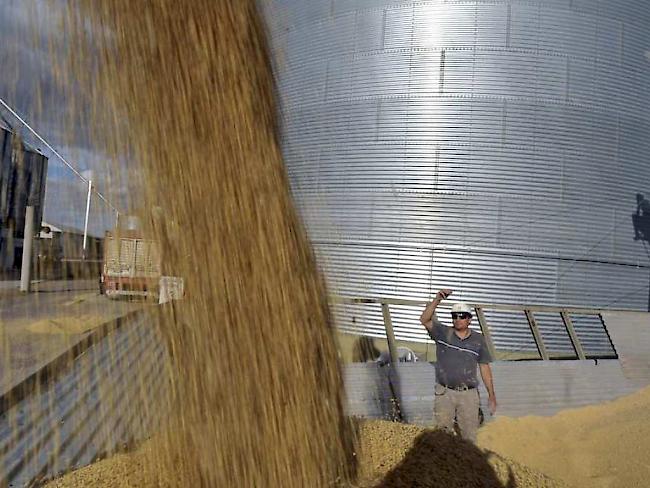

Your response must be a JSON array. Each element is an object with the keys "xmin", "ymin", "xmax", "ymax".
[
  {"xmin": 479, "ymin": 385, "xmax": 650, "ymax": 488},
  {"xmin": 355, "ymin": 420, "xmax": 566, "ymax": 488},
  {"xmin": 45, "ymin": 419, "xmax": 566, "ymax": 488}
]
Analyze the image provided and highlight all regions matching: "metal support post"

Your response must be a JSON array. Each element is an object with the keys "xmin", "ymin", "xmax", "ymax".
[
  {"xmin": 380, "ymin": 302, "xmax": 403, "ymax": 422},
  {"xmin": 475, "ymin": 307, "xmax": 498, "ymax": 360},
  {"xmin": 82, "ymin": 180, "xmax": 92, "ymax": 259},
  {"xmin": 648, "ymin": 270, "xmax": 650, "ymax": 312},
  {"xmin": 20, "ymin": 206, "xmax": 35, "ymax": 292},
  {"xmin": 560, "ymin": 311, "xmax": 586, "ymax": 360},
  {"xmin": 381, "ymin": 303, "xmax": 399, "ymax": 365},
  {"xmin": 525, "ymin": 309, "xmax": 549, "ymax": 360}
]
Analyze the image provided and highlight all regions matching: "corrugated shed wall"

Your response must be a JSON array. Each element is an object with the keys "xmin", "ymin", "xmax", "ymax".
[{"xmin": 262, "ymin": 1, "xmax": 650, "ymax": 343}]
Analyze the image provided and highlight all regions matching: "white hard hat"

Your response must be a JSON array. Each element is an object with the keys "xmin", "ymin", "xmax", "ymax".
[{"xmin": 451, "ymin": 302, "xmax": 473, "ymax": 315}]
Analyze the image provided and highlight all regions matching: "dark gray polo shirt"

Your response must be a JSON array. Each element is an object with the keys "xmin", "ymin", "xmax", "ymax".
[{"xmin": 428, "ymin": 315, "xmax": 492, "ymax": 388}]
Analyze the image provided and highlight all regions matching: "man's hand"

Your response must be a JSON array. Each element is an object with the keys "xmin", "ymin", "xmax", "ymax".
[
  {"xmin": 420, "ymin": 288, "xmax": 453, "ymax": 333},
  {"xmin": 421, "ymin": 289, "xmax": 453, "ymax": 330},
  {"xmin": 488, "ymin": 396, "xmax": 497, "ymax": 415},
  {"xmin": 436, "ymin": 289, "xmax": 453, "ymax": 300}
]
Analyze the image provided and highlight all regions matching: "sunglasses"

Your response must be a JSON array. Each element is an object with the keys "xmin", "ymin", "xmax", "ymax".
[{"xmin": 451, "ymin": 312, "xmax": 472, "ymax": 320}]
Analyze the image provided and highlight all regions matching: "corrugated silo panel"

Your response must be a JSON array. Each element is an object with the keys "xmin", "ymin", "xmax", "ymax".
[
  {"xmin": 354, "ymin": 9, "xmax": 385, "ymax": 53},
  {"xmin": 383, "ymin": 6, "xmax": 414, "ymax": 50},
  {"xmin": 263, "ymin": 0, "xmax": 650, "ymax": 332}
]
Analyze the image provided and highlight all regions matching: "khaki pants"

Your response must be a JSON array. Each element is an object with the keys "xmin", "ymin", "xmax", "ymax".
[{"xmin": 433, "ymin": 384, "xmax": 480, "ymax": 442}]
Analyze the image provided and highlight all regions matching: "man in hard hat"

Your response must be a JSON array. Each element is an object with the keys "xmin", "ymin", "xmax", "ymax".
[{"xmin": 420, "ymin": 289, "xmax": 497, "ymax": 442}]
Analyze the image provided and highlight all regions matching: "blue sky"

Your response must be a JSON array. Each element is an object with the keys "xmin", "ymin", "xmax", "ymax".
[{"xmin": 0, "ymin": 1, "xmax": 124, "ymax": 237}]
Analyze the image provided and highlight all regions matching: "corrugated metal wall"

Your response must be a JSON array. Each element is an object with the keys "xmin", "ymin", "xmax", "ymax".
[
  {"xmin": 262, "ymin": 1, "xmax": 650, "ymax": 340},
  {"xmin": 344, "ymin": 359, "xmax": 646, "ymax": 424},
  {"xmin": 0, "ymin": 126, "xmax": 48, "ymax": 236},
  {"xmin": 0, "ymin": 122, "xmax": 48, "ymax": 270},
  {"xmin": 602, "ymin": 310, "xmax": 650, "ymax": 379}
]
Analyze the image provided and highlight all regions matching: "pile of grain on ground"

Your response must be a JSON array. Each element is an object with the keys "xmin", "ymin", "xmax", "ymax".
[
  {"xmin": 24, "ymin": 315, "xmax": 103, "ymax": 334},
  {"xmin": 479, "ymin": 385, "xmax": 650, "ymax": 488},
  {"xmin": 46, "ymin": 420, "xmax": 566, "ymax": 488},
  {"xmin": 356, "ymin": 420, "xmax": 565, "ymax": 488}
]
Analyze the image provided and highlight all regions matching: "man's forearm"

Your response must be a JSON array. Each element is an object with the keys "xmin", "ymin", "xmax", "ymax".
[
  {"xmin": 484, "ymin": 375, "xmax": 496, "ymax": 399},
  {"xmin": 480, "ymin": 364, "xmax": 496, "ymax": 399},
  {"xmin": 420, "ymin": 297, "xmax": 442, "ymax": 329}
]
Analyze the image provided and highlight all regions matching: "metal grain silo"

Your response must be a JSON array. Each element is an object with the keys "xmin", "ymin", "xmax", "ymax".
[
  {"xmin": 262, "ymin": 1, "xmax": 650, "ymax": 337},
  {"xmin": 0, "ymin": 118, "xmax": 48, "ymax": 271}
]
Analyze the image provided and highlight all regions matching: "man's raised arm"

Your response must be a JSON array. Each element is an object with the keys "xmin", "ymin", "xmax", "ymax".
[{"xmin": 420, "ymin": 289, "xmax": 453, "ymax": 332}]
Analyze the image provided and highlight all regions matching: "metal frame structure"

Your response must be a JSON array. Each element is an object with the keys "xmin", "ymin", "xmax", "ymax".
[{"xmin": 331, "ymin": 295, "xmax": 618, "ymax": 363}]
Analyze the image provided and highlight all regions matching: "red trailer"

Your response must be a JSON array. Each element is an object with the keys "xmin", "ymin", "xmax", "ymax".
[{"xmin": 100, "ymin": 230, "xmax": 161, "ymax": 298}]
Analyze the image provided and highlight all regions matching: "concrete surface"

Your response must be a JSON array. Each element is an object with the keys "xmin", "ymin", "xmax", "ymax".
[{"xmin": 0, "ymin": 281, "xmax": 149, "ymax": 394}]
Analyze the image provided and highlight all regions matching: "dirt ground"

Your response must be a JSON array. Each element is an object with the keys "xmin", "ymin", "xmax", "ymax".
[
  {"xmin": 478, "ymin": 385, "xmax": 650, "ymax": 488},
  {"xmin": 0, "ymin": 290, "xmax": 147, "ymax": 393}
]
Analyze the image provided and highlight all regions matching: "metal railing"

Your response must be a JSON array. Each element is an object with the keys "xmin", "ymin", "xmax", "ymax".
[{"xmin": 330, "ymin": 296, "xmax": 618, "ymax": 363}]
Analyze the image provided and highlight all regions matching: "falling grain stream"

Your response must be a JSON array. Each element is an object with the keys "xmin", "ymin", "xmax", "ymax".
[{"xmin": 53, "ymin": 1, "xmax": 356, "ymax": 486}]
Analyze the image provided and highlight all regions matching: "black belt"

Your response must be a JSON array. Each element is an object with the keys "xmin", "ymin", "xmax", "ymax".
[{"xmin": 440, "ymin": 383, "xmax": 476, "ymax": 391}]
